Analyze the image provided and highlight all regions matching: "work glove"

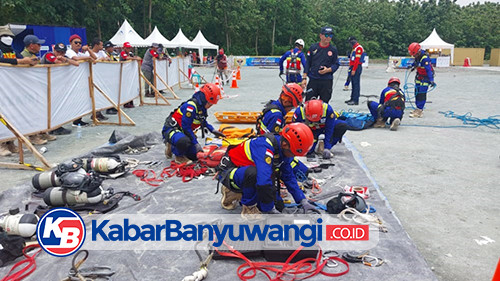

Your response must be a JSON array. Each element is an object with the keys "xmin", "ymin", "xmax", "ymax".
[
  {"xmin": 194, "ymin": 143, "xmax": 203, "ymax": 153},
  {"xmin": 212, "ymin": 130, "xmax": 225, "ymax": 138},
  {"xmin": 322, "ymin": 149, "xmax": 332, "ymax": 159},
  {"xmin": 431, "ymin": 81, "xmax": 437, "ymax": 87},
  {"xmin": 300, "ymin": 199, "xmax": 317, "ymax": 213}
]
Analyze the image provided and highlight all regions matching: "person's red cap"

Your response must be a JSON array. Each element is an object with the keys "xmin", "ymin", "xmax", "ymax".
[
  {"xmin": 69, "ymin": 34, "xmax": 82, "ymax": 43},
  {"xmin": 123, "ymin": 42, "xmax": 132, "ymax": 48}
]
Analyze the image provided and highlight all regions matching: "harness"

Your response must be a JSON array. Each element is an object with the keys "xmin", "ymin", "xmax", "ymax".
[
  {"xmin": 215, "ymin": 134, "xmax": 281, "ymax": 194},
  {"xmin": 383, "ymin": 87, "xmax": 405, "ymax": 111},
  {"xmin": 256, "ymin": 101, "xmax": 282, "ymax": 134},
  {"xmin": 163, "ymin": 98, "xmax": 207, "ymax": 141},
  {"xmin": 286, "ymin": 49, "xmax": 302, "ymax": 75},
  {"xmin": 416, "ymin": 53, "xmax": 435, "ymax": 82}
]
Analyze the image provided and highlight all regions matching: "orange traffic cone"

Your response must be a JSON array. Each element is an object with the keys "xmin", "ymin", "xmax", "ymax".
[
  {"xmin": 195, "ymin": 82, "xmax": 200, "ymax": 92},
  {"xmin": 236, "ymin": 66, "xmax": 241, "ymax": 80},
  {"xmin": 493, "ymin": 259, "xmax": 500, "ymax": 281},
  {"xmin": 215, "ymin": 74, "xmax": 221, "ymax": 89},
  {"xmin": 230, "ymin": 71, "xmax": 238, "ymax": 88},
  {"xmin": 463, "ymin": 57, "xmax": 471, "ymax": 67}
]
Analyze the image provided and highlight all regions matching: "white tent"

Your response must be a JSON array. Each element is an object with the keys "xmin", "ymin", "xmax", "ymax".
[
  {"xmin": 144, "ymin": 26, "xmax": 175, "ymax": 47},
  {"xmin": 169, "ymin": 28, "xmax": 198, "ymax": 49},
  {"xmin": 191, "ymin": 30, "xmax": 219, "ymax": 62},
  {"xmin": 109, "ymin": 19, "xmax": 148, "ymax": 47},
  {"xmin": 419, "ymin": 28, "xmax": 454, "ymax": 63}
]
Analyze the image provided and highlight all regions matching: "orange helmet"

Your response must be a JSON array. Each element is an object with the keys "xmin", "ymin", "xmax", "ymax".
[
  {"xmin": 408, "ymin": 42, "xmax": 421, "ymax": 56},
  {"xmin": 305, "ymin": 99, "xmax": 324, "ymax": 122},
  {"xmin": 200, "ymin": 83, "xmax": 221, "ymax": 105},
  {"xmin": 281, "ymin": 123, "xmax": 314, "ymax": 157},
  {"xmin": 281, "ymin": 83, "xmax": 303, "ymax": 107},
  {"xmin": 388, "ymin": 77, "xmax": 401, "ymax": 85}
]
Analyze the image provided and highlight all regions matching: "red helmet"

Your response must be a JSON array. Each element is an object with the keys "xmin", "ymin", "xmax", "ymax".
[
  {"xmin": 281, "ymin": 83, "xmax": 303, "ymax": 107},
  {"xmin": 408, "ymin": 42, "xmax": 421, "ymax": 56},
  {"xmin": 281, "ymin": 123, "xmax": 314, "ymax": 157},
  {"xmin": 305, "ymin": 99, "xmax": 324, "ymax": 122},
  {"xmin": 200, "ymin": 83, "xmax": 221, "ymax": 105},
  {"xmin": 388, "ymin": 77, "xmax": 401, "ymax": 85}
]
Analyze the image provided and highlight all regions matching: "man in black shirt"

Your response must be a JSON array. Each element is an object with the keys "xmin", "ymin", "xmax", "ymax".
[{"xmin": 302, "ymin": 26, "xmax": 339, "ymax": 103}]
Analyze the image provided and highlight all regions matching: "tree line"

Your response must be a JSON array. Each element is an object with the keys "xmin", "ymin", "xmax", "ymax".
[{"xmin": 1, "ymin": 0, "xmax": 498, "ymax": 58}]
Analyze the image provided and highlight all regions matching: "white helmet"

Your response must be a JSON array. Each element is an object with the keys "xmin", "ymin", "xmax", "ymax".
[{"xmin": 295, "ymin": 39, "xmax": 305, "ymax": 47}]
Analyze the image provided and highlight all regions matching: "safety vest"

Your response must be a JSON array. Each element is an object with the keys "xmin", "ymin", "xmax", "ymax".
[
  {"xmin": 228, "ymin": 134, "xmax": 279, "ymax": 168},
  {"xmin": 171, "ymin": 99, "xmax": 203, "ymax": 131},
  {"xmin": 383, "ymin": 87, "xmax": 405, "ymax": 111},
  {"xmin": 349, "ymin": 44, "xmax": 365, "ymax": 66},
  {"xmin": 286, "ymin": 49, "xmax": 302, "ymax": 75},
  {"xmin": 299, "ymin": 103, "xmax": 329, "ymax": 131},
  {"xmin": 256, "ymin": 101, "xmax": 283, "ymax": 134},
  {"xmin": 416, "ymin": 54, "xmax": 434, "ymax": 79}
]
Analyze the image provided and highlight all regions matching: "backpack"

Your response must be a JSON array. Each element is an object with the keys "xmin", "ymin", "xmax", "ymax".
[{"xmin": 338, "ymin": 111, "xmax": 374, "ymax": 130}]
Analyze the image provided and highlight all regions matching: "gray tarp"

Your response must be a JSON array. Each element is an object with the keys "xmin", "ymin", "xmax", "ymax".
[{"xmin": 0, "ymin": 132, "xmax": 437, "ymax": 280}]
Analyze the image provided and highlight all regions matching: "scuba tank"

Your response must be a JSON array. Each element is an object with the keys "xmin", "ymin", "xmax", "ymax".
[
  {"xmin": 79, "ymin": 156, "xmax": 126, "ymax": 174},
  {"xmin": 42, "ymin": 171, "xmax": 107, "ymax": 207},
  {"xmin": 31, "ymin": 160, "xmax": 86, "ymax": 191},
  {"xmin": 43, "ymin": 186, "xmax": 107, "ymax": 207},
  {"xmin": 0, "ymin": 209, "xmax": 38, "ymax": 238}
]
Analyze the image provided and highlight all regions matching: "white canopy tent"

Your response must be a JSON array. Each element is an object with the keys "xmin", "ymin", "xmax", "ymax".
[
  {"xmin": 419, "ymin": 28, "xmax": 454, "ymax": 63},
  {"xmin": 169, "ymin": 28, "xmax": 198, "ymax": 49},
  {"xmin": 144, "ymin": 26, "xmax": 175, "ymax": 47},
  {"xmin": 109, "ymin": 19, "xmax": 148, "ymax": 47},
  {"xmin": 191, "ymin": 30, "xmax": 219, "ymax": 62}
]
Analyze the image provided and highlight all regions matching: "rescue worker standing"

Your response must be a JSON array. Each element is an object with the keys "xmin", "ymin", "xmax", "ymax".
[
  {"xmin": 345, "ymin": 36, "xmax": 365, "ymax": 106},
  {"xmin": 368, "ymin": 77, "xmax": 405, "ymax": 131},
  {"xmin": 256, "ymin": 83, "xmax": 303, "ymax": 135},
  {"xmin": 162, "ymin": 84, "xmax": 225, "ymax": 163},
  {"xmin": 216, "ymin": 48, "xmax": 229, "ymax": 84},
  {"xmin": 292, "ymin": 99, "xmax": 348, "ymax": 159},
  {"xmin": 279, "ymin": 39, "xmax": 306, "ymax": 83},
  {"xmin": 408, "ymin": 42, "xmax": 435, "ymax": 118},
  {"xmin": 302, "ymin": 27, "xmax": 340, "ymax": 103},
  {"xmin": 218, "ymin": 123, "xmax": 316, "ymax": 216}
]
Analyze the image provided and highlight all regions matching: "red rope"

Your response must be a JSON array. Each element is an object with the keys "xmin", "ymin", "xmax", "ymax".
[
  {"xmin": 1, "ymin": 244, "xmax": 42, "ymax": 281},
  {"xmin": 133, "ymin": 161, "xmax": 208, "ymax": 185},
  {"xmin": 132, "ymin": 169, "xmax": 163, "ymax": 187},
  {"xmin": 215, "ymin": 242, "xmax": 349, "ymax": 281}
]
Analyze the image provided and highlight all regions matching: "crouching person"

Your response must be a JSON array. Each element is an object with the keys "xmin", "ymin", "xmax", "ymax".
[
  {"xmin": 292, "ymin": 99, "xmax": 348, "ymax": 159},
  {"xmin": 162, "ymin": 83, "xmax": 225, "ymax": 163},
  {"xmin": 368, "ymin": 77, "xmax": 405, "ymax": 131},
  {"xmin": 217, "ymin": 123, "xmax": 316, "ymax": 217}
]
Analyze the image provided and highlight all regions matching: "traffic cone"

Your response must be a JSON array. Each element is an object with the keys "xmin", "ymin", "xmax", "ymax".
[
  {"xmin": 236, "ymin": 66, "xmax": 241, "ymax": 80},
  {"xmin": 195, "ymin": 82, "xmax": 200, "ymax": 92},
  {"xmin": 215, "ymin": 74, "xmax": 221, "ymax": 89},
  {"xmin": 230, "ymin": 71, "xmax": 238, "ymax": 88},
  {"xmin": 493, "ymin": 259, "xmax": 500, "ymax": 281},
  {"xmin": 463, "ymin": 57, "xmax": 471, "ymax": 67}
]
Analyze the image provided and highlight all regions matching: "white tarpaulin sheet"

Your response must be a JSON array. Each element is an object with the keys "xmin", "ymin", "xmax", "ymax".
[
  {"xmin": 0, "ymin": 59, "xmax": 181, "ymax": 141},
  {"xmin": 0, "ymin": 66, "xmax": 48, "ymax": 139}
]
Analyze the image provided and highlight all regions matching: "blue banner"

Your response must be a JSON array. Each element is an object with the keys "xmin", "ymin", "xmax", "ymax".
[{"xmin": 245, "ymin": 57, "xmax": 280, "ymax": 66}]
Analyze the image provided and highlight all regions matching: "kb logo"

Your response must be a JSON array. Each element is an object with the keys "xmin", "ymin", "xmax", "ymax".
[{"xmin": 37, "ymin": 208, "xmax": 86, "ymax": 256}]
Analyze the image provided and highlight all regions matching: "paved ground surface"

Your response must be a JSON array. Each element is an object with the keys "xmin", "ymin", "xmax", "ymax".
[{"xmin": 1, "ymin": 63, "xmax": 499, "ymax": 280}]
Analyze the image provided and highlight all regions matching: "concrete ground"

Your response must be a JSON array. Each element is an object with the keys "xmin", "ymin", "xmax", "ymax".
[{"xmin": 1, "ymin": 63, "xmax": 499, "ymax": 281}]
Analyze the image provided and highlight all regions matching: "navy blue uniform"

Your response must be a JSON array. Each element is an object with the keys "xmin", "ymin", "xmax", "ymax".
[
  {"xmin": 304, "ymin": 43, "xmax": 339, "ymax": 103},
  {"xmin": 292, "ymin": 103, "xmax": 347, "ymax": 153},
  {"xmin": 162, "ymin": 92, "xmax": 215, "ymax": 160},
  {"xmin": 368, "ymin": 86, "xmax": 405, "ymax": 124},
  {"xmin": 412, "ymin": 50, "xmax": 434, "ymax": 109},
  {"xmin": 279, "ymin": 47, "xmax": 306, "ymax": 83}
]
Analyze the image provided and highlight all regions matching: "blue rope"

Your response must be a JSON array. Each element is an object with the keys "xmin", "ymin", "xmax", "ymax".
[
  {"xmin": 402, "ymin": 68, "xmax": 436, "ymax": 110},
  {"xmin": 438, "ymin": 111, "xmax": 500, "ymax": 129}
]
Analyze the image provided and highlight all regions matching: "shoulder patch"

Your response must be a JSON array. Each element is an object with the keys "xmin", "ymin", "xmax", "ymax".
[
  {"xmin": 265, "ymin": 156, "xmax": 272, "ymax": 165},
  {"xmin": 274, "ymin": 126, "xmax": 280, "ymax": 132},
  {"xmin": 330, "ymin": 113, "xmax": 334, "ymax": 118},
  {"xmin": 186, "ymin": 111, "xmax": 192, "ymax": 118}
]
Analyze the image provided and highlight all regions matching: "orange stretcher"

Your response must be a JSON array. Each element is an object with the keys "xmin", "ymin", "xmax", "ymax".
[{"xmin": 214, "ymin": 111, "xmax": 295, "ymax": 124}]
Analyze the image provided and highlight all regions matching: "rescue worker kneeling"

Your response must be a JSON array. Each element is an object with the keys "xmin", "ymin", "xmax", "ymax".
[
  {"xmin": 368, "ymin": 77, "xmax": 405, "ymax": 131},
  {"xmin": 162, "ymin": 83, "xmax": 225, "ymax": 163},
  {"xmin": 292, "ymin": 99, "xmax": 348, "ymax": 159},
  {"xmin": 217, "ymin": 123, "xmax": 316, "ymax": 216},
  {"xmin": 256, "ymin": 83, "xmax": 303, "ymax": 135}
]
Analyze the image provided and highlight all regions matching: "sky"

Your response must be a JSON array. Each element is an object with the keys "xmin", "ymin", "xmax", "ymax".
[{"xmin": 455, "ymin": 0, "xmax": 499, "ymax": 5}]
